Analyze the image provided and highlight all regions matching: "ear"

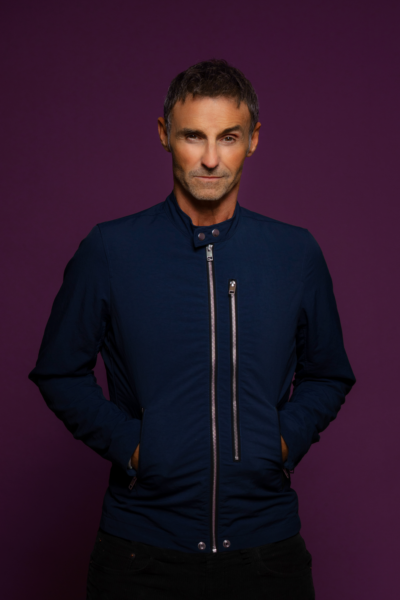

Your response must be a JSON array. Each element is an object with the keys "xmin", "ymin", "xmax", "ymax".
[
  {"xmin": 247, "ymin": 122, "xmax": 261, "ymax": 157},
  {"xmin": 158, "ymin": 117, "xmax": 171, "ymax": 153}
]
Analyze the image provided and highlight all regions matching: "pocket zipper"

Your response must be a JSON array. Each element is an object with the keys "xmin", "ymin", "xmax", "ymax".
[
  {"xmin": 283, "ymin": 467, "xmax": 294, "ymax": 479},
  {"xmin": 128, "ymin": 476, "xmax": 137, "ymax": 489},
  {"xmin": 229, "ymin": 279, "xmax": 241, "ymax": 461}
]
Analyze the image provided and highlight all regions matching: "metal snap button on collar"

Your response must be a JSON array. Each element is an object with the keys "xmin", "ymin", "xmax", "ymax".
[
  {"xmin": 212, "ymin": 229, "xmax": 220, "ymax": 237},
  {"xmin": 198, "ymin": 232, "xmax": 206, "ymax": 240}
]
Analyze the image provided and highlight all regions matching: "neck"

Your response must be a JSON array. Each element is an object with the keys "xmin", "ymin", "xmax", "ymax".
[{"xmin": 173, "ymin": 180, "xmax": 239, "ymax": 227}]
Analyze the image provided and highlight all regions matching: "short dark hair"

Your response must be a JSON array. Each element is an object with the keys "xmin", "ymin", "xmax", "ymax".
[{"xmin": 164, "ymin": 59, "xmax": 259, "ymax": 140}]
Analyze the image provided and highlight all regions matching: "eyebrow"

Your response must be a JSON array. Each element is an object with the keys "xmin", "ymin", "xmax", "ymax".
[{"xmin": 176, "ymin": 125, "xmax": 244, "ymax": 137}]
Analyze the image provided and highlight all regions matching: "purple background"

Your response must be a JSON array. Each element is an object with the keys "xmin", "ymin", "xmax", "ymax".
[{"xmin": 1, "ymin": 1, "xmax": 399, "ymax": 598}]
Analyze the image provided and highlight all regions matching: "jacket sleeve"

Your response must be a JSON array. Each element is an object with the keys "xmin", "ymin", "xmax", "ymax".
[
  {"xmin": 278, "ymin": 231, "xmax": 356, "ymax": 471},
  {"xmin": 28, "ymin": 225, "xmax": 141, "ymax": 477}
]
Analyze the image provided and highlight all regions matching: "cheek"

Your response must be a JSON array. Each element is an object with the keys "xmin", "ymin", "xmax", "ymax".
[
  {"xmin": 221, "ymin": 147, "xmax": 247, "ymax": 173},
  {"xmin": 173, "ymin": 145, "xmax": 202, "ymax": 171}
]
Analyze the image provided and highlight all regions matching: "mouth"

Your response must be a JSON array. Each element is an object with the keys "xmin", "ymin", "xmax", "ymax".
[{"xmin": 195, "ymin": 176, "xmax": 223, "ymax": 181}]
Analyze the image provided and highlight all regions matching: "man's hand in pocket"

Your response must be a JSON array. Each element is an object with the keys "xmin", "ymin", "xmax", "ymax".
[
  {"xmin": 131, "ymin": 444, "xmax": 140, "ymax": 470},
  {"xmin": 281, "ymin": 436, "xmax": 288, "ymax": 463}
]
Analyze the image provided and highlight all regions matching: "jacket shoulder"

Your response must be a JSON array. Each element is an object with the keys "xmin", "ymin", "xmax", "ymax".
[
  {"xmin": 96, "ymin": 201, "xmax": 166, "ymax": 236},
  {"xmin": 240, "ymin": 205, "xmax": 313, "ymax": 243}
]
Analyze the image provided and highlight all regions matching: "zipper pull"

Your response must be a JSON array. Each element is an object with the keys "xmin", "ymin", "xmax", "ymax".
[
  {"xmin": 206, "ymin": 244, "xmax": 214, "ymax": 261},
  {"xmin": 128, "ymin": 476, "xmax": 137, "ymax": 490},
  {"xmin": 283, "ymin": 468, "xmax": 294, "ymax": 479},
  {"xmin": 229, "ymin": 280, "xmax": 236, "ymax": 295}
]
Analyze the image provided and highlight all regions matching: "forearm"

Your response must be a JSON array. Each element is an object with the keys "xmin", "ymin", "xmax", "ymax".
[
  {"xmin": 279, "ymin": 376, "xmax": 354, "ymax": 471},
  {"xmin": 28, "ymin": 226, "xmax": 144, "ymax": 475},
  {"xmin": 33, "ymin": 372, "xmax": 142, "ymax": 473},
  {"xmin": 278, "ymin": 230, "xmax": 356, "ymax": 471}
]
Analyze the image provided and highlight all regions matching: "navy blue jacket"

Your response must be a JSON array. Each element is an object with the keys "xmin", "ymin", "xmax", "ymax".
[{"xmin": 29, "ymin": 191, "xmax": 356, "ymax": 553}]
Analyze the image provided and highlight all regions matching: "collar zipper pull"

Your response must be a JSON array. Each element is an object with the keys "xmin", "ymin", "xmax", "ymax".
[
  {"xmin": 206, "ymin": 244, "xmax": 214, "ymax": 261},
  {"xmin": 229, "ymin": 280, "xmax": 236, "ymax": 295}
]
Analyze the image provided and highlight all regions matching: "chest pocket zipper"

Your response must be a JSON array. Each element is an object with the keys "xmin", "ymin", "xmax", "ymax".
[{"xmin": 229, "ymin": 280, "xmax": 241, "ymax": 462}]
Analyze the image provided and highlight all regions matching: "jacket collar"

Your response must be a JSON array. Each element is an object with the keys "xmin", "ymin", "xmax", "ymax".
[{"xmin": 164, "ymin": 190, "xmax": 241, "ymax": 249}]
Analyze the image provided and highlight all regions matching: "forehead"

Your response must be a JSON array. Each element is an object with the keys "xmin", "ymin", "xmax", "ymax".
[{"xmin": 171, "ymin": 95, "xmax": 251, "ymax": 131}]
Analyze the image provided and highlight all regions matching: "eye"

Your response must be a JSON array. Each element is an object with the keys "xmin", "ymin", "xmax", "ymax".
[{"xmin": 222, "ymin": 136, "xmax": 236, "ymax": 142}]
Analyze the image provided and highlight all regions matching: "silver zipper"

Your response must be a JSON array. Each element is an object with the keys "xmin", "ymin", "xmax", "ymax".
[
  {"xmin": 206, "ymin": 244, "xmax": 218, "ymax": 553},
  {"xmin": 229, "ymin": 280, "xmax": 240, "ymax": 461}
]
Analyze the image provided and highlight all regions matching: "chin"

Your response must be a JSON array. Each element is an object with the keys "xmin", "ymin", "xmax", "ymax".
[{"xmin": 189, "ymin": 184, "xmax": 230, "ymax": 203}]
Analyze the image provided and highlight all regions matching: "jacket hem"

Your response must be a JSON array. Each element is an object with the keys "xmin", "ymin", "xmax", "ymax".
[{"xmin": 99, "ymin": 512, "xmax": 301, "ymax": 553}]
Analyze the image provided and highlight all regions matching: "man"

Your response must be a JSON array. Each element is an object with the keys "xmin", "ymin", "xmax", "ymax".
[{"xmin": 29, "ymin": 59, "xmax": 356, "ymax": 599}]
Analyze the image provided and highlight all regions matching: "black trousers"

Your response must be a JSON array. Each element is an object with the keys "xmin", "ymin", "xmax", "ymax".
[{"xmin": 87, "ymin": 528, "xmax": 315, "ymax": 599}]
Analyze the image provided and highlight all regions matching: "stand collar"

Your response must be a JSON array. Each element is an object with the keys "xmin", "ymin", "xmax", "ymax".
[{"xmin": 164, "ymin": 190, "xmax": 241, "ymax": 248}]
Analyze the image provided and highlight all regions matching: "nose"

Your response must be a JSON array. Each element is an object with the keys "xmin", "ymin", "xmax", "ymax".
[{"xmin": 201, "ymin": 142, "xmax": 219, "ymax": 171}]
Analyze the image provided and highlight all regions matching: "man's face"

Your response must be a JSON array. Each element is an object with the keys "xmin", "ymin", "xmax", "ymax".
[{"xmin": 159, "ymin": 95, "xmax": 260, "ymax": 202}]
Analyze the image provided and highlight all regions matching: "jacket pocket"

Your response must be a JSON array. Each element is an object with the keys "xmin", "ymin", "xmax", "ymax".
[
  {"xmin": 128, "ymin": 407, "xmax": 145, "ymax": 490},
  {"xmin": 276, "ymin": 408, "xmax": 292, "ymax": 489},
  {"xmin": 275, "ymin": 408, "xmax": 284, "ymax": 468},
  {"xmin": 132, "ymin": 406, "xmax": 176, "ymax": 490},
  {"xmin": 229, "ymin": 279, "xmax": 241, "ymax": 461},
  {"xmin": 136, "ymin": 407, "xmax": 146, "ymax": 479},
  {"xmin": 257, "ymin": 406, "xmax": 287, "ymax": 492},
  {"xmin": 243, "ymin": 402, "xmax": 287, "ymax": 493}
]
